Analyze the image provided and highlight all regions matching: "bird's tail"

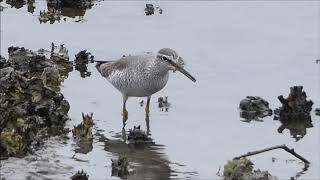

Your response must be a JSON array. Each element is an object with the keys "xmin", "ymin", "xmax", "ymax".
[{"xmin": 95, "ymin": 60, "xmax": 111, "ymax": 74}]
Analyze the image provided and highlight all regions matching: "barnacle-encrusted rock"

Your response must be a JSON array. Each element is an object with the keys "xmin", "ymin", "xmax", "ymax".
[
  {"xmin": 111, "ymin": 156, "xmax": 129, "ymax": 178},
  {"xmin": 223, "ymin": 158, "xmax": 277, "ymax": 180},
  {"xmin": 127, "ymin": 125, "xmax": 152, "ymax": 144},
  {"xmin": 72, "ymin": 113, "xmax": 94, "ymax": 140},
  {"xmin": 71, "ymin": 170, "xmax": 89, "ymax": 180},
  {"xmin": 158, "ymin": 96, "xmax": 170, "ymax": 112},
  {"xmin": 0, "ymin": 45, "xmax": 72, "ymax": 158},
  {"xmin": 39, "ymin": 9, "xmax": 61, "ymax": 24},
  {"xmin": 72, "ymin": 113, "xmax": 94, "ymax": 154},
  {"xmin": 239, "ymin": 96, "xmax": 272, "ymax": 121},
  {"xmin": 316, "ymin": 108, "xmax": 320, "ymax": 116},
  {"xmin": 0, "ymin": 55, "xmax": 5, "ymax": 68},
  {"xmin": 275, "ymin": 86, "xmax": 314, "ymax": 140},
  {"xmin": 144, "ymin": 4, "xmax": 162, "ymax": 16},
  {"xmin": 277, "ymin": 86, "xmax": 313, "ymax": 117},
  {"xmin": 74, "ymin": 50, "xmax": 94, "ymax": 78}
]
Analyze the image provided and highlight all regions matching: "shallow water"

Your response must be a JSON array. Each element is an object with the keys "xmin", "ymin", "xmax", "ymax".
[{"xmin": 1, "ymin": 1, "xmax": 320, "ymax": 179}]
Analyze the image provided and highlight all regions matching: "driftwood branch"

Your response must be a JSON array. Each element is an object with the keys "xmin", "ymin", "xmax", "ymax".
[{"xmin": 233, "ymin": 144, "xmax": 310, "ymax": 164}]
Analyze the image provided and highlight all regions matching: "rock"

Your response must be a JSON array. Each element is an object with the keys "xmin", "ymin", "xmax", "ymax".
[
  {"xmin": 145, "ymin": 4, "xmax": 162, "ymax": 16},
  {"xmin": 70, "ymin": 170, "xmax": 89, "ymax": 180},
  {"xmin": 0, "ymin": 56, "xmax": 5, "ymax": 68},
  {"xmin": 111, "ymin": 156, "xmax": 129, "ymax": 178},
  {"xmin": 275, "ymin": 86, "xmax": 314, "ymax": 141},
  {"xmin": 127, "ymin": 126, "xmax": 152, "ymax": 144},
  {"xmin": 74, "ymin": 50, "xmax": 94, "ymax": 78},
  {"xmin": 223, "ymin": 158, "xmax": 277, "ymax": 180},
  {"xmin": 158, "ymin": 96, "xmax": 170, "ymax": 112},
  {"xmin": 145, "ymin": 4, "xmax": 154, "ymax": 16},
  {"xmin": 39, "ymin": 9, "xmax": 62, "ymax": 24},
  {"xmin": 0, "ymin": 45, "xmax": 72, "ymax": 159},
  {"xmin": 0, "ymin": 128, "xmax": 26, "ymax": 157},
  {"xmin": 239, "ymin": 96, "xmax": 272, "ymax": 121},
  {"xmin": 315, "ymin": 108, "xmax": 320, "ymax": 116},
  {"xmin": 72, "ymin": 113, "xmax": 94, "ymax": 140}
]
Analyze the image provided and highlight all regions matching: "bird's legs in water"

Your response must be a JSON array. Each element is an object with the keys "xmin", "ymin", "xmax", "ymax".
[
  {"xmin": 122, "ymin": 95, "xmax": 128, "ymax": 126},
  {"xmin": 145, "ymin": 96, "xmax": 151, "ymax": 134},
  {"xmin": 145, "ymin": 96, "xmax": 151, "ymax": 114}
]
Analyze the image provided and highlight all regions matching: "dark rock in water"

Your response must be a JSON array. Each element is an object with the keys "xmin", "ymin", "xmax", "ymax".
[
  {"xmin": 158, "ymin": 96, "xmax": 170, "ymax": 112},
  {"xmin": 0, "ymin": 55, "xmax": 6, "ymax": 68},
  {"xmin": 72, "ymin": 113, "xmax": 94, "ymax": 140},
  {"xmin": 72, "ymin": 113, "xmax": 94, "ymax": 154},
  {"xmin": 275, "ymin": 86, "xmax": 314, "ymax": 141},
  {"xmin": 316, "ymin": 108, "xmax": 320, "ymax": 116},
  {"xmin": 71, "ymin": 170, "xmax": 89, "ymax": 180},
  {"xmin": 5, "ymin": 0, "xmax": 26, "ymax": 9},
  {"xmin": 74, "ymin": 50, "xmax": 94, "ymax": 78},
  {"xmin": 0, "ymin": 45, "xmax": 72, "ymax": 159},
  {"xmin": 127, "ymin": 126, "xmax": 152, "ymax": 144},
  {"xmin": 111, "ymin": 156, "xmax": 129, "ymax": 178},
  {"xmin": 145, "ymin": 4, "xmax": 154, "ymax": 16},
  {"xmin": 239, "ymin": 96, "xmax": 272, "ymax": 121},
  {"xmin": 145, "ymin": 4, "xmax": 162, "ymax": 16}
]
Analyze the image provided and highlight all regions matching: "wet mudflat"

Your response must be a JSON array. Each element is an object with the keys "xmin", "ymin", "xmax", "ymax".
[{"xmin": 1, "ymin": 1, "xmax": 320, "ymax": 179}]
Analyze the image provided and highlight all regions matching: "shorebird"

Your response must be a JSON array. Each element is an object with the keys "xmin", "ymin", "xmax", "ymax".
[{"xmin": 96, "ymin": 48, "xmax": 196, "ymax": 124}]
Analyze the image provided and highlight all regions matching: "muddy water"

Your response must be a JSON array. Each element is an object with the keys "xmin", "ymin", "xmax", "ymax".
[{"xmin": 1, "ymin": 1, "xmax": 320, "ymax": 179}]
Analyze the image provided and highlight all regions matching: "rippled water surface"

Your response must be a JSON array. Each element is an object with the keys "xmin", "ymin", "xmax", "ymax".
[{"xmin": 1, "ymin": 1, "xmax": 320, "ymax": 179}]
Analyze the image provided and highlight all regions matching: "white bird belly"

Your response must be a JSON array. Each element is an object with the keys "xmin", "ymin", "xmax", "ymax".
[{"xmin": 108, "ymin": 71, "xmax": 169, "ymax": 97}]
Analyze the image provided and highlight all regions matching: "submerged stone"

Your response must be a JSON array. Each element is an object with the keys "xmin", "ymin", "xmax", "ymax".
[
  {"xmin": 72, "ymin": 113, "xmax": 94, "ymax": 140},
  {"xmin": 144, "ymin": 3, "xmax": 162, "ymax": 16},
  {"xmin": 315, "ymin": 108, "xmax": 320, "ymax": 116},
  {"xmin": 158, "ymin": 96, "xmax": 170, "ymax": 112},
  {"xmin": 239, "ymin": 96, "xmax": 272, "ymax": 121},
  {"xmin": 74, "ymin": 50, "xmax": 94, "ymax": 78},
  {"xmin": 127, "ymin": 125, "xmax": 152, "ymax": 144}
]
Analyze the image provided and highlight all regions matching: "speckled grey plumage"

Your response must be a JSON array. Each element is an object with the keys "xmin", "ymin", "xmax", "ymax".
[{"xmin": 96, "ymin": 48, "xmax": 185, "ymax": 97}]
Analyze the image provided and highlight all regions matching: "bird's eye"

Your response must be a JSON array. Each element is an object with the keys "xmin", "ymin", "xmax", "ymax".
[{"xmin": 162, "ymin": 56, "xmax": 170, "ymax": 61}]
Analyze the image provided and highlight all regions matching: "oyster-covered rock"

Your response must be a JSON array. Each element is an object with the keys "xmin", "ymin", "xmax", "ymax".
[
  {"xmin": 239, "ymin": 96, "xmax": 272, "ymax": 121},
  {"xmin": 127, "ymin": 125, "xmax": 152, "ymax": 144}
]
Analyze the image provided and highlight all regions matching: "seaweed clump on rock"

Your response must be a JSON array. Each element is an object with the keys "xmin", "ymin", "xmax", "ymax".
[
  {"xmin": 275, "ymin": 86, "xmax": 314, "ymax": 141},
  {"xmin": 0, "ymin": 45, "xmax": 73, "ymax": 159},
  {"xmin": 239, "ymin": 96, "xmax": 272, "ymax": 122},
  {"xmin": 223, "ymin": 158, "xmax": 277, "ymax": 180}
]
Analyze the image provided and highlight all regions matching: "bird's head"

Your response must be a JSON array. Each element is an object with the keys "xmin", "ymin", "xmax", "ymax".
[{"xmin": 157, "ymin": 48, "xmax": 196, "ymax": 82}]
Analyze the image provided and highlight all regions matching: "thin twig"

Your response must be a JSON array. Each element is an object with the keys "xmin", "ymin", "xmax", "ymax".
[{"xmin": 233, "ymin": 144, "xmax": 310, "ymax": 164}]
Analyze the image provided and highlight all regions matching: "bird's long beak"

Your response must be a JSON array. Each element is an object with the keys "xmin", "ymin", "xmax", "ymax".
[{"xmin": 170, "ymin": 61, "xmax": 196, "ymax": 82}]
